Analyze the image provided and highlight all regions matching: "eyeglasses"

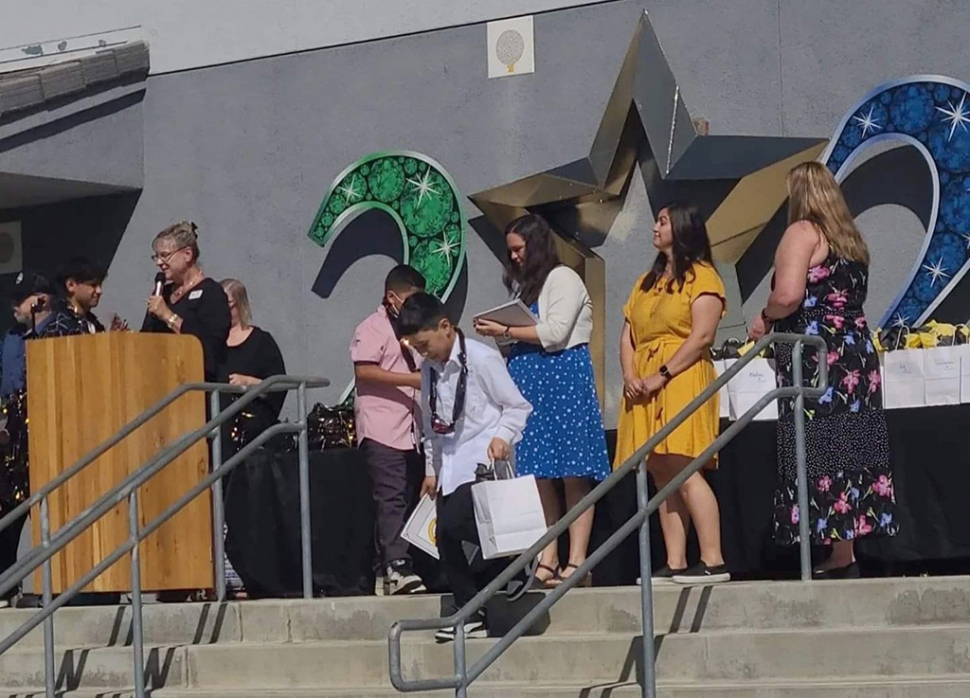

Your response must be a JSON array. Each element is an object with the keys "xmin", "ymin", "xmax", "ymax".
[
  {"xmin": 428, "ymin": 329, "xmax": 468, "ymax": 435},
  {"xmin": 151, "ymin": 246, "xmax": 188, "ymax": 263}
]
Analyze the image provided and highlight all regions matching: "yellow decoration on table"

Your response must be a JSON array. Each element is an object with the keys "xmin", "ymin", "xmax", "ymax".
[
  {"xmin": 872, "ymin": 329, "xmax": 885, "ymax": 353},
  {"xmin": 736, "ymin": 340, "xmax": 756, "ymax": 357}
]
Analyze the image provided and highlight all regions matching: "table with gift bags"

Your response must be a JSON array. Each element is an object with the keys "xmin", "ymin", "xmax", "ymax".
[
  {"xmin": 591, "ymin": 330, "xmax": 970, "ymax": 586},
  {"xmin": 605, "ymin": 327, "xmax": 970, "ymax": 581},
  {"xmin": 224, "ymin": 335, "xmax": 970, "ymax": 594}
]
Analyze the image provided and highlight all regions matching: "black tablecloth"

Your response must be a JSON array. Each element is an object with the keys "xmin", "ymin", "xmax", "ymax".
[
  {"xmin": 222, "ymin": 405, "xmax": 970, "ymax": 595},
  {"xmin": 592, "ymin": 405, "xmax": 970, "ymax": 585},
  {"xmin": 224, "ymin": 448, "xmax": 377, "ymax": 597}
]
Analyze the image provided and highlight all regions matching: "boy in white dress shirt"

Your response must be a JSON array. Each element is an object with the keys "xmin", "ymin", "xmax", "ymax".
[{"xmin": 397, "ymin": 292, "xmax": 532, "ymax": 642}]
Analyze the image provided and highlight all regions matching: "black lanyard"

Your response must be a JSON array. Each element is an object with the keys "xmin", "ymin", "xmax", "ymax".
[{"xmin": 428, "ymin": 329, "xmax": 468, "ymax": 435}]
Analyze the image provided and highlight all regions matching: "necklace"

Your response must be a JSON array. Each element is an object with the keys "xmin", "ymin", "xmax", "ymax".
[{"xmin": 171, "ymin": 269, "xmax": 205, "ymax": 303}]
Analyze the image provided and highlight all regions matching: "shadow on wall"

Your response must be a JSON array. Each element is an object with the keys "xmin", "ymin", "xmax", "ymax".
[
  {"xmin": 0, "ymin": 190, "xmax": 141, "ymax": 334},
  {"xmin": 312, "ymin": 206, "xmax": 469, "ymax": 323}
]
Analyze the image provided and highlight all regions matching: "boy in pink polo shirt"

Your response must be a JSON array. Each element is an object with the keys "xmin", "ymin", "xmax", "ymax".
[{"xmin": 351, "ymin": 265, "xmax": 432, "ymax": 595}]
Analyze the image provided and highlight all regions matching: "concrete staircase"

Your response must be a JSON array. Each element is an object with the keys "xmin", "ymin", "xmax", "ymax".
[{"xmin": 1, "ymin": 576, "xmax": 970, "ymax": 696}]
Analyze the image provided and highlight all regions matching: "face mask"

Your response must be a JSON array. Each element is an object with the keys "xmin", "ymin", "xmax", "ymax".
[{"xmin": 385, "ymin": 291, "xmax": 404, "ymax": 317}]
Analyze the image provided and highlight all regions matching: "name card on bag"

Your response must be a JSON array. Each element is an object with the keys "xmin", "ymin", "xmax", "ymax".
[
  {"xmin": 726, "ymin": 358, "xmax": 778, "ymax": 422},
  {"xmin": 924, "ymin": 346, "xmax": 962, "ymax": 406},
  {"xmin": 881, "ymin": 350, "xmax": 925, "ymax": 409}
]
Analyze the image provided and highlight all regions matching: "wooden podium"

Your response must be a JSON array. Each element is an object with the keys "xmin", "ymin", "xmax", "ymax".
[{"xmin": 26, "ymin": 332, "xmax": 214, "ymax": 593}]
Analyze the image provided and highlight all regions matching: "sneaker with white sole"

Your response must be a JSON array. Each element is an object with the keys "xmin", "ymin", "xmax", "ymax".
[
  {"xmin": 672, "ymin": 562, "xmax": 731, "ymax": 586},
  {"xmin": 384, "ymin": 560, "xmax": 426, "ymax": 596},
  {"xmin": 435, "ymin": 616, "xmax": 487, "ymax": 643}
]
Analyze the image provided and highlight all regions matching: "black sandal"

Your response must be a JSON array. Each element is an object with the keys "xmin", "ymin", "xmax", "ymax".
[
  {"xmin": 554, "ymin": 563, "xmax": 591, "ymax": 588},
  {"xmin": 532, "ymin": 563, "xmax": 561, "ymax": 589}
]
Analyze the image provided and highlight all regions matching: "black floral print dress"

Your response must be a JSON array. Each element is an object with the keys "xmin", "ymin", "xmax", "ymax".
[{"xmin": 773, "ymin": 254, "xmax": 898, "ymax": 546}]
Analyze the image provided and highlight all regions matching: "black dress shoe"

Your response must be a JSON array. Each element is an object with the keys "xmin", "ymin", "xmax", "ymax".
[{"xmin": 812, "ymin": 561, "xmax": 861, "ymax": 580}]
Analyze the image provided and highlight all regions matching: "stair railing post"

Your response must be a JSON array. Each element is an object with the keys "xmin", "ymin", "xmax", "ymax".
[
  {"xmin": 129, "ymin": 490, "xmax": 146, "ymax": 698},
  {"xmin": 40, "ymin": 496, "xmax": 55, "ymax": 698},
  {"xmin": 636, "ymin": 460, "xmax": 657, "ymax": 698},
  {"xmin": 793, "ymin": 340, "xmax": 813, "ymax": 581},
  {"xmin": 454, "ymin": 621, "xmax": 468, "ymax": 698},
  {"xmin": 297, "ymin": 381, "xmax": 313, "ymax": 599},
  {"xmin": 210, "ymin": 390, "xmax": 227, "ymax": 602}
]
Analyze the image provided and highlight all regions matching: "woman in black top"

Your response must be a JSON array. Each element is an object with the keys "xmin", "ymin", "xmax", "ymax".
[
  {"xmin": 218, "ymin": 278, "xmax": 286, "ymax": 447},
  {"xmin": 142, "ymin": 222, "xmax": 231, "ymax": 381}
]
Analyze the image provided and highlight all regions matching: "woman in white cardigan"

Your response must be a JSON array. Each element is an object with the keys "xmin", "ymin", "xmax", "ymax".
[{"xmin": 474, "ymin": 215, "xmax": 611, "ymax": 586}]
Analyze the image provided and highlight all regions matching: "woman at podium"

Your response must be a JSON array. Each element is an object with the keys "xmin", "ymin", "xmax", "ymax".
[{"xmin": 142, "ymin": 222, "xmax": 231, "ymax": 381}]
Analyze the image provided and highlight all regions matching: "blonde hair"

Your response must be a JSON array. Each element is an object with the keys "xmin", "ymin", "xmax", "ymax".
[
  {"xmin": 787, "ymin": 162, "xmax": 869, "ymax": 265},
  {"xmin": 220, "ymin": 278, "xmax": 252, "ymax": 327},
  {"xmin": 154, "ymin": 221, "xmax": 200, "ymax": 263}
]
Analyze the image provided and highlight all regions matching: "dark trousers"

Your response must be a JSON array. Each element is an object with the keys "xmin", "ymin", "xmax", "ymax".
[
  {"xmin": 361, "ymin": 439, "xmax": 423, "ymax": 569},
  {"xmin": 436, "ymin": 482, "xmax": 507, "ymax": 611}
]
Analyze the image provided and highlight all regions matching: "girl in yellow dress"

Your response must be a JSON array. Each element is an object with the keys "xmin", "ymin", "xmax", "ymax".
[{"xmin": 615, "ymin": 202, "xmax": 729, "ymax": 586}]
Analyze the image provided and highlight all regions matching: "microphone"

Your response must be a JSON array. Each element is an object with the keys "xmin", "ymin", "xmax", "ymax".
[{"xmin": 153, "ymin": 272, "xmax": 165, "ymax": 297}]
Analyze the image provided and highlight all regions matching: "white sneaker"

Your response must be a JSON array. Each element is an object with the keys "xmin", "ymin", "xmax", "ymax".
[
  {"xmin": 384, "ymin": 561, "xmax": 426, "ymax": 596},
  {"xmin": 435, "ymin": 617, "xmax": 487, "ymax": 643}
]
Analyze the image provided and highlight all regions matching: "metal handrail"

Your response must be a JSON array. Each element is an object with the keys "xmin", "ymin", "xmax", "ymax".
[
  {"xmin": 0, "ymin": 374, "xmax": 330, "ymax": 698},
  {"xmin": 389, "ymin": 333, "xmax": 828, "ymax": 697}
]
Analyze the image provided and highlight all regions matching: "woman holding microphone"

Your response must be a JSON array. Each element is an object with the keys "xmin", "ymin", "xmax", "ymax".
[
  {"xmin": 474, "ymin": 214, "xmax": 610, "ymax": 587},
  {"xmin": 143, "ymin": 221, "xmax": 231, "ymax": 381}
]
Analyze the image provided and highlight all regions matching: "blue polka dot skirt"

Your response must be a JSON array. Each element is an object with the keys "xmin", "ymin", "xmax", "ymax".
[{"xmin": 507, "ymin": 338, "xmax": 611, "ymax": 482}]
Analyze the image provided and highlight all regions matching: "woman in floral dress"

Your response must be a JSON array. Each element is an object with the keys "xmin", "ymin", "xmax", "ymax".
[{"xmin": 748, "ymin": 162, "xmax": 897, "ymax": 579}]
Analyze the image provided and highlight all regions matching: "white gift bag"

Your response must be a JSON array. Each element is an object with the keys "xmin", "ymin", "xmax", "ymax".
[
  {"xmin": 471, "ymin": 474, "xmax": 547, "ymax": 560},
  {"xmin": 924, "ymin": 346, "xmax": 962, "ymax": 406},
  {"xmin": 881, "ymin": 350, "xmax": 926, "ymax": 409},
  {"xmin": 961, "ymin": 346, "xmax": 970, "ymax": 404},
  {"xmin": 401, "ymin": 494, "xmax": 439, "ymax": 560},
  {"xmin": 726, "ymin": 357, "xmax": 778, "ymax": 422},
  {"xmin": 713, "ymin": 360, "xmax": 732, "ymax": 420}
]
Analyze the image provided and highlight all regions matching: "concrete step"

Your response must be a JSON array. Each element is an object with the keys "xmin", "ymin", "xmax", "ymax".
[
  {"xmin": 157, "ymin": 676, "xmax": 970, "ymax": 697},
  {"xmin": 181, "ymin": 624, "xmax": 970, "ymax": 688},
  {"xmin": 9, "ymin": 679, "xmax": 970, "ymax": 698},
  {"xmin": 3, "ymin": 575, "xmax": 969, "ymax": 647},
  {"xmin": 0, "ymin": 602, "xmax": 238, "ymax": 648},
  {"xmin": 0, "ymin": 644, "xmax": 185, "ymax": 690}
]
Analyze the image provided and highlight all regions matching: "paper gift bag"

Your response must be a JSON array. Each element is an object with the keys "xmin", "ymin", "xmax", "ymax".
[
  {"xmin": 726, "ymin": 358, "xmax": 778, "ymax": 422},
  {"xmin": 924, "ymin": 346, "xmax": 962, "ymax": 406},
  {"xmin": 959, "ymin": 346, "xmax": 970, "ymax": 403},
  {"xmin": 881, "ymin": 349, "xmax": 925, "ymax": 409},
  {"xmin": 713, "ymin": 360, "xmax": 732, "ymax": 420},
  {"xmin": 471, "ymin": 475, "xmax": 547, "ymax": 560},
  {"xmin": 401, "ymin": 494, "xmax": 439, "ymax": 560}
]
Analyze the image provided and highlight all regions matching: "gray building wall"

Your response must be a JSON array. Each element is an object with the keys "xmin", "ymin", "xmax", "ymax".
[{"xmin": 11, "ymin": 0, "xmax": 969, "ymax": 425}]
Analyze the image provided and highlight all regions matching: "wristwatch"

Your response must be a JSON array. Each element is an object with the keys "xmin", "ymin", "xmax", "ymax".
[
  {"xmin": 659, "ymin": 364, "xmax": 672, "ymax": 381},
  {"xmin": 502, "ymin": 326, "xmax": 512, "ymax": 340}
]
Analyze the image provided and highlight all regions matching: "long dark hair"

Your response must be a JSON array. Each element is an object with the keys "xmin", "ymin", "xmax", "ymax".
[
  {"xmin": 503, "ymin": 214, "xmax": 561, "ymax": 305},
  {"xmin": 641, "ymin": 202, "xmax": 713, "ymax": 292}
]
